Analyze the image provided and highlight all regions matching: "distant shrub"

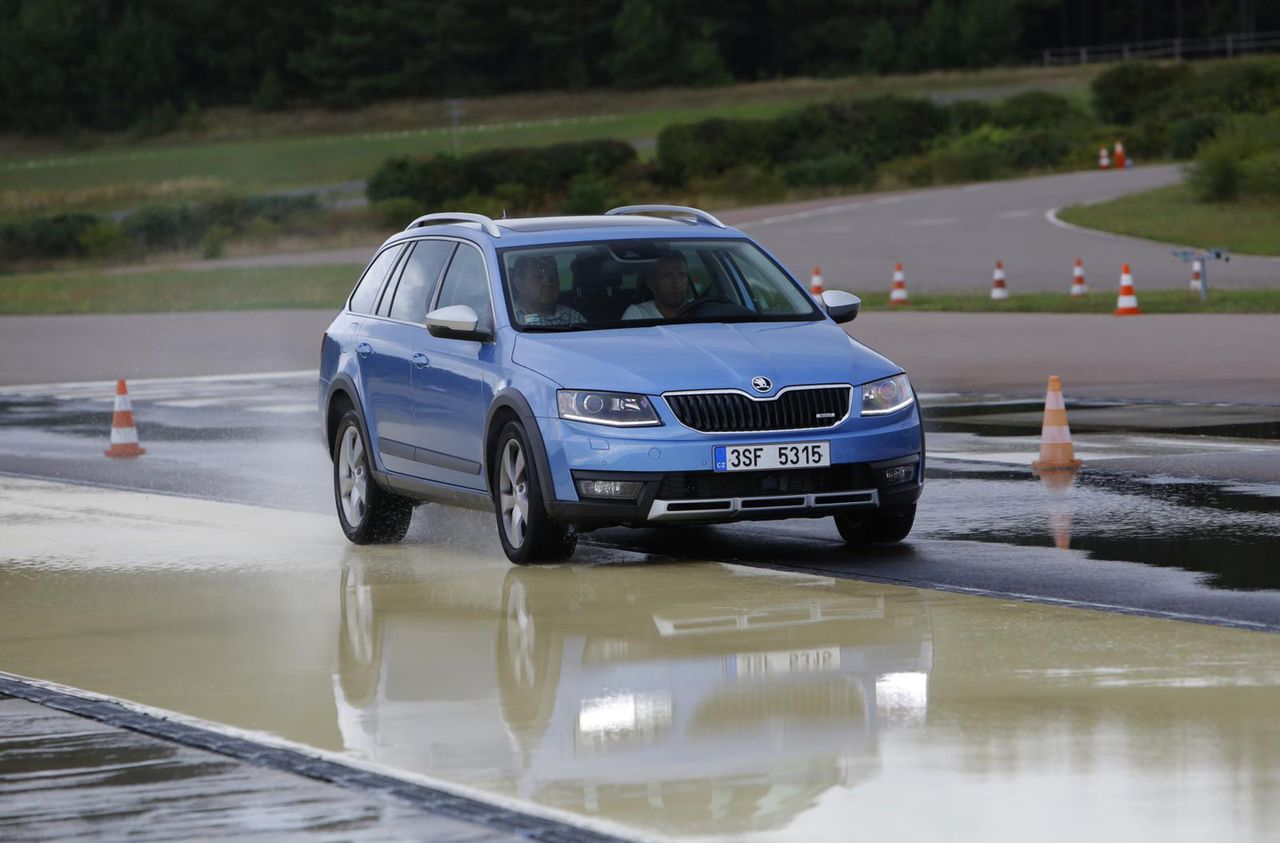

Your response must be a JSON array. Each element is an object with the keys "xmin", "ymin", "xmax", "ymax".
[
  {"xmin": 947, "ymin": 100, "xmax": 995, "ymax": 134},
  {"xmin": 782, "ymin": 152, "xmax": 871, "ymax": 188},
  {"xmin": 0, "ymin": 214, "xmax": 98, "ymax": 262},
  {"xmin": 368, "ymin": 140, "xmax": 637, "ymax": 208},
  {"xmin": 371, "ymin": 197, "xmax": 421, "ymax": 229},
  {"xmin": 1182, "ymin": 58, "xmax": 1280, "ymax": 116},
  {"xmin": 993, "ymin": 91, "xmax": 1077, "ymax": 129},
  {"xmin": 201, "ymin": 224, "xmax": 232, "ymax": 259},
  {"xmin": 657, "ymin": 118, "xmax": 776, "ymax": 184},
  {"xmin": 1091, "ymin": 62, "xmax": 1191, "ymax": 124},
  {"xmin": 701, "ymin": 165, "xmax": 787, "ymax": 203},
  {"xmin": 123, "ymin": 204, "xmax": 202, "ymax": 250},
  {"xmin": 931, "ymin": 128, "xmax": 1008, "ymax": 182},
  {"xmin": 1123, "ymin": 120, "xmax": 1170, "ymax": 160},
  {"xmin": 78, "ymin": 221, "xmax": 131, "ymax": 259},
  {"xmin": 559, "ymin": 174, "xmax": 616, "ymax": 215},
  {"xmin": 1188, "ymin": 112, "xmax": 1280, "ymax": 202},
  {"xmin": 1168, "ymin": 115, "xmax": 1220, "ymax": 159}
]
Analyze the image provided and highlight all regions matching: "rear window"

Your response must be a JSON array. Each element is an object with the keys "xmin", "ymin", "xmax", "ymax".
[{"xmin": 349, "ymin": 246, "xmax": 402, "ymax": 314}]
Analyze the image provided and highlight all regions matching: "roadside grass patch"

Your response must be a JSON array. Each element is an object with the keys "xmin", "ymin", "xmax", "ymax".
[
  {"xmin": 0, "ymin": 265, "xmax": 363, "ymax": 315},
  {"xmin": 856, "ymin": 288, "xmax": 1280, "ymax": 314},
  {"xmin": 1057, "ymin": 184, "xmax": 1280, "ymax": 257}
]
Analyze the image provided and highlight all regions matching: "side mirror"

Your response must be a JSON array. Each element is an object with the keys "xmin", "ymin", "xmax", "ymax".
[
  {"xmin": 426, "ymin": 304, "xmax": 489, "ymax": 341},
  {"xmin": 821, "ymin": 289, "xmax": 861, "ymax": 324}
]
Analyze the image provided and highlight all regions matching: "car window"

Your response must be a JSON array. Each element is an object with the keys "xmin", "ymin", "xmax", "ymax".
[
  {"xmin": 389, "ymin": 240, "xmax": 455, "ymax": 323},
  {"xmin": 433, "ymin": 244, "xmax": 493, "ymax": 334},
  {"xmin": 349, "ymin": 246, "xmax": 402, "ymax": 314}
]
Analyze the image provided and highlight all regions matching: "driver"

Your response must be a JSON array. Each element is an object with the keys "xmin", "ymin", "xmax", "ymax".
[
  {"xmin": 511, "ymin": 254, "xmax": 585, "ymax": 326},
  {"xmin": 623, "ymin": 250, "xmax": 692, "ymax": 320}
]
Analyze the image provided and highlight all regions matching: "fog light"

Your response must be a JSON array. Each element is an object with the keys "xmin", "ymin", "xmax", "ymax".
[
  {"xmin": 880, "ymin": 464, "xmax": 915, "ymax": 485},
  {"xmin": 576, "ymin": 479, "xmax": 642, "ymax": 499}
]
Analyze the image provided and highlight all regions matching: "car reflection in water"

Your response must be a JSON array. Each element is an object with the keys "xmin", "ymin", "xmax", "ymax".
[{"xmin": 336, "ymin": 557, "xmax": 932, "ymax": 836}]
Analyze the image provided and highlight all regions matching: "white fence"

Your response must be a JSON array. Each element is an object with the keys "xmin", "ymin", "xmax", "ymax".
[{"xmin": 1042, "ymin": 30, "xmax": 1280, "ymax": 66}]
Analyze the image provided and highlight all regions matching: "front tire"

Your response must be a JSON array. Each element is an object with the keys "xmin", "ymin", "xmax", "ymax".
[
  {"xmin": 835, "ymin": 503, "xmax": 916, "ymax": 546},
  {"xmin": 492, "ymin": 421, "xmax": 576, "ymax": 565},
  {"xmin": 333, "ymin": 411, "xmax": 413, "ymax": 544}
]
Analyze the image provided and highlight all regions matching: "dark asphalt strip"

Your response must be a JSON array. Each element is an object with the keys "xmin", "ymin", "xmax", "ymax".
[{"xmin": 0, "ymin": 673, "xmax": 627, "ymax": 843}]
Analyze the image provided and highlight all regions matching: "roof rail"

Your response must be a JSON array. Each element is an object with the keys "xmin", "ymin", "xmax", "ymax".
[
  {"xmin": 605, "ymin": 205, "xmax": 727, "ymax": 229},
  {"xmin": 405, "ymin": 212, "xmax": 502, "ymax": 238}
]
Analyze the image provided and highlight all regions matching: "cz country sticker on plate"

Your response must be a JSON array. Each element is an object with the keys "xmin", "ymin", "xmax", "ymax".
[{"xmin": 714, "ymin": 441, "xmax": 830, "ymax": 472}]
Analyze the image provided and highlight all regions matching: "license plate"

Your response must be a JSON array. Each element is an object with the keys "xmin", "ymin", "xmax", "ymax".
[
  {"xmin": 737, "ymin": 647, "xmax": 842, "ymax": 676},
  {"xmin": 714, "ymin": 441, "xmax": 830, "ymax": 472}
]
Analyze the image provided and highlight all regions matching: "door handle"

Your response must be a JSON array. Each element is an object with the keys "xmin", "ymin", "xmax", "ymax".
[
  {"xmin": 355, "ymin": 342, "xmax": 372, "ymax": 358},
  {"xmin": 411, "ymin": 352, "xmax": 430, "ymax": 369}
]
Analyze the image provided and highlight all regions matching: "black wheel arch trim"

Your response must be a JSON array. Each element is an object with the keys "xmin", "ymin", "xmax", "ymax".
[
  {"xmin": 324, "ymin": 373, "xmax": 374, "ymax": 464},
  {"xmin": 485, "ymin": 389, "xmax": 557, "ymax": 505}
]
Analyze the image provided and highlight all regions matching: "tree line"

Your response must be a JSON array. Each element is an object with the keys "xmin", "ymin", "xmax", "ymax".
[{"xmin": 1, "ymin": 0, "xmax": 1275, "ymax": 134}]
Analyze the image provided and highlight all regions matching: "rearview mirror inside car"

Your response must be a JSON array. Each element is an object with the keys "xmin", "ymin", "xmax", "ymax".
[{"xmin": 821, "ymin": 289, "xmax": 861, "ymax": 324}]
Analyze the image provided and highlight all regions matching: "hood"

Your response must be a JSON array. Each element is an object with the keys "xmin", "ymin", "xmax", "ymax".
[{"xmin": 512, "ymin": 320, "xmax": 901, "ymax": 395}]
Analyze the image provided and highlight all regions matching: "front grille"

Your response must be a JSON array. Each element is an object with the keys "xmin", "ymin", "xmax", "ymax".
[
  {"xmin": 665, "ymin": 386, "xmax": 851, "ymax": 433},
  {"xmin": 657, "ymin": 464, "xmax": 875, "ymax": 500}
]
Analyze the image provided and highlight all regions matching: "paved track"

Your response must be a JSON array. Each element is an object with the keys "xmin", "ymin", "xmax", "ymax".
[{"xmin": 727, "ymin": 165, "xmax": 1280, "ymax": 291}]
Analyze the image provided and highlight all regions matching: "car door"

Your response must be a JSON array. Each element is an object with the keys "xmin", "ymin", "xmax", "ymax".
[
  {"xmin": 351, "ymin": 244, "xmax": 411, "ymax": 471},
  {"xmin": 367, "ymin": 239, "xmax": 457, "ymax": 478},
  {"xmin": 411, "ymin": 242, "xmax": 499, "ymax": 491}
]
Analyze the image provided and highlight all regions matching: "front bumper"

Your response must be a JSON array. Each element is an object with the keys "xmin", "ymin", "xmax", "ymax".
[{"xmin": 545, "ymin": 455, "xmax": 923, "ymax": 529}]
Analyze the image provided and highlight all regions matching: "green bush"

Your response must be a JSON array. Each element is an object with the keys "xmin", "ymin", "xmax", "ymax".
[
  {"xmin": 782, "ymin": 152, "xmax": 870, "ymax": 188},
  {"xmin": 1092, "ymin": 62, "xmax": 1191, "ymax": 124},
  {"xmin": 657, "ymin": 118, "xmax": 777, "ymax": 184},
  {"xmin": 931, "ymin": 128, "xmax": 1008, "ymax": 183},
  {"xmin": 559, "ymin": 174, "xmax": 616, "ymax": 215},
  {"xmin": 0, "ymin": 214, "xmax": 99, "ymax": 262},
  {"xmin": 1168, "ymin": 115, "xmax": 1220, "ymax": 159},
  {"xmin": 993, "ymin": 91, "xmax": 1076, "ymax": 129},
  {"xmin": 1123, "ymin": 120, "xmax": 1170, "ymax": 160},
  {"xmin": 1189, "ymin": 112, "xmax": 1280, "ymax": 202},
  {"xmin": 201, "ymin": 224, "xmax": 233, "ymax": 259},
  {"xmin": 947, "ymin": 100, "xmax": 995, "ymax": 134},
  {"xmin": 1239, "ymin": 151, "xmax": 1280, "ymax": 201},
  {"xmin": 1182, "ymin": 58, "xmax": 1280, "ymax": 116},
  {"xmin": 78, "ymin": 221, "xmax": 131, "ymax": 259},
  {"xmin": 123, "ymin": 204, "xmax": 203, "ymax": 250},
  {"xmin": 701, "ymin": 165, "xmax": 786, "ymax": 204},
  {"xmin": 371, "ymin": 197, "xmax": 421, "ymax": 229}
]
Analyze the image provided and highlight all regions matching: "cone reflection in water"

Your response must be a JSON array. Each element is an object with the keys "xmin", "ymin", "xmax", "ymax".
[
  {"xmin": 1037, "ymin": 468, "xmax": 1079, "ymax": 550},
  {"xmin": 1031, "ymin": 375, "xmax": 1082, "ymax": 471},
  {"xmin": 104, "ymin": 378, "xmax": 145, "ymax": 458}
]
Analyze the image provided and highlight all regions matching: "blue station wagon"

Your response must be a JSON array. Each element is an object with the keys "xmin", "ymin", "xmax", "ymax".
[{"xmin": 319, "ymin": 206, "xmax": 923, "ymax": 564}]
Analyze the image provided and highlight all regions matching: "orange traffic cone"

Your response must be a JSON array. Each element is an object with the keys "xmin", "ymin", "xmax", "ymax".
[
  {"xmin": 1031, "ymin": 375, "xmax": 1082, "ymax": 471},
  {"xmin": 1113, "ymin": 141, "xmax": 1126, "ymax": 169},
  {"xmin": 810, "ymin": 265, "xmax": 825, "ymax": 297},
  {"xmin": 1098, "ymin": 147, "xmax": 1111, "ymax": 170},
  {"xmin": 990, "ymin": 260, "xmax": 1008, "ymax": 301},
  {"xmin": 1190, "ymin": 259, "xmax": 1203, "ymax": 295},
  {"xmin": 1070, "ymin": 257, "xmax": 1087, "ymax": 297},
  {"xmin": 889, "ymin": 262, "xmax": 909, "ymax": 305},
  {"xmin": 104, "ymin": 379, "xmax": 145, "ymax": 458},
  {"xmin": 1114, "ymin": 263, "xmax": 1141, "ymax": 316}
]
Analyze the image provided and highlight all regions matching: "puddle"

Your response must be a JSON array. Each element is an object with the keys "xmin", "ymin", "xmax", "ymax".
[{"xmin": 918, "ymin": 467, "xmax": 1280, "ymax": 591}]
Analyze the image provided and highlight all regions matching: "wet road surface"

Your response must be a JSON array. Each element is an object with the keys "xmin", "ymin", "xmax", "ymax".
[{"xmin": 1, "ymin": 476, "xmax": 1278, "ymax": 841}]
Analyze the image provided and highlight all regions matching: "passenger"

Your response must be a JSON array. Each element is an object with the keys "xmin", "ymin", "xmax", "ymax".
[
  {"xmin": 510, "ymin": 255, "xmax": 585, "ymax": 326},
  {"xmin": 623, "ymin": 250, "xmax": 692, "ymax": 319}
]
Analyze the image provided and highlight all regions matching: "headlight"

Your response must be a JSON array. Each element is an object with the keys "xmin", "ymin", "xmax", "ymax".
[
  {"xmin": 557, "ymin": 390, "xmax": 661, "ymax": 427},
  {"xmin": 860, "ymin": 374, "xmax": 914, "ymax": 416}
]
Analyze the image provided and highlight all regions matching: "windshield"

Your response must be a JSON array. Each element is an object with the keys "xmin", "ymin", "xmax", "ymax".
[{"xmin": 496, "ymin": 238, "xmax": 820, "ymax": 331}]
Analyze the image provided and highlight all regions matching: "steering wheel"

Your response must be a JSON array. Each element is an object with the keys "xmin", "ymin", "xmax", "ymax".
[{"xmin": 675, "ymin": 296, "xmax": 736, "ymax": 318}]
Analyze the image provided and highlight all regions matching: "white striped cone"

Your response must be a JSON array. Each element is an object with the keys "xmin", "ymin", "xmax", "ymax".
[
  {"xmin": 1098, "ymin": 148, "xmax": 1111, "ymax": 170},
  {"xmin": 1190, "ymin": 259, "xmax": 1203, "ymax": 294},
  {"xmin": 810, "ymin": 265, "xmax": 825, "ymax": 297},
  {"xmin": 1070, "ymin": 258, "xmax": 1087, "ymax": 297},
  {"xmin": 105, "ymin": 379, "xmax": 145, "ymax": 458},
  {"xmin": 990, "ymin": 260, "xmax": 1008, "ymax": 301},
  {"xmin": 889, "ymin": 262, "xmax": 909, "ymax": 305},
  {"xmin": 1032, "ymin": 375, "xmax": 1082, "ymax": 470},
  {"xmin": 1114, "ymin": 263, "xmax": 1141, "ymax": 316}
]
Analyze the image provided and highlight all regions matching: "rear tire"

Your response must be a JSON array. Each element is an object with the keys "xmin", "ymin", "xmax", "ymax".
[
  {"xmin": 835, "ymin": 503, "xmax": 916, "ymax": 545},
  {"xmin": 492, "ymin": 421, "xmax": 577, "ymax": 565},
  {"xmin": 333, "ymin": 411, "xmax": 413, "ymax": 544}
]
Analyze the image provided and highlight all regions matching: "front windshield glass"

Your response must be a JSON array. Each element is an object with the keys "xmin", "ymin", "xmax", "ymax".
[{"xmin": 496, "ymin": 238, "xmax": 820, "ymax": 331}]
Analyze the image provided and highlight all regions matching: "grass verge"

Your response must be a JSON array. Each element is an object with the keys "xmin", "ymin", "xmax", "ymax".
[
  {"xmin": 0, "ymin": 265, "xmax": 362, "ymax": 315},
  {"xmin": 3, "ymin": 266, "xmax": 1277, "ymax": 316},
  {"xmin": 857, "ymin": 288, "xmax": 1280, "ymax": 313},
  {"xmin": 1057, "ymin": 183, "xmax": 1280, "ymax": 257}
]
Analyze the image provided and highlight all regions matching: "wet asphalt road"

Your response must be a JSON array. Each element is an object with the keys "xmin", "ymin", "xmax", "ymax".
[
  {"xmin": 3, "ymin": 477, "xmax": 1279, "ymax": 841},
  {"xmin": 1, "ymin": 373, "xmax": 1277, "ymax": 632}
]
